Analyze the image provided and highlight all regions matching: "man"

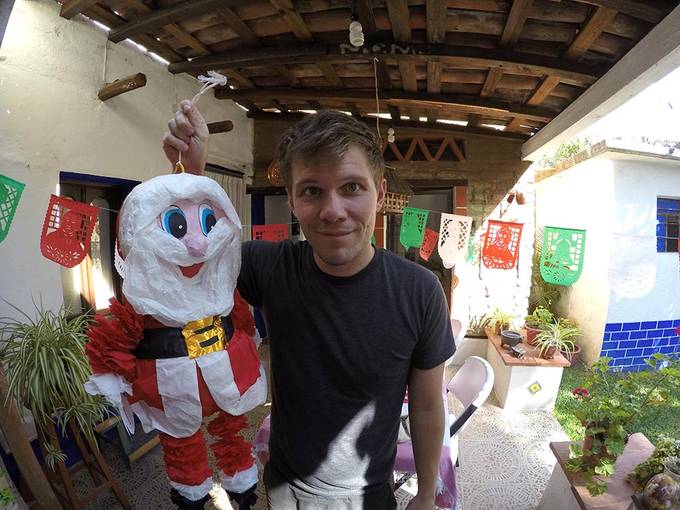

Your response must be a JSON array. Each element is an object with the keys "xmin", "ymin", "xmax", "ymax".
[{"xmin": 164, "ymin": 102, "xmax": 455, "ymax": 509}]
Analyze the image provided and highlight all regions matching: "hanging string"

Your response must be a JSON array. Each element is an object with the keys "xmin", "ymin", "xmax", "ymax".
[
  {"xmin": 175, "ymin": 70, "xmax": 229, "ymax": 173},
  {"xmin": 373, "ymin": 57, "xmax": 381, "ymax": 141},
  {"xmin": 102, "ymin": 40, "xmax": 108, "ymax": 83}
]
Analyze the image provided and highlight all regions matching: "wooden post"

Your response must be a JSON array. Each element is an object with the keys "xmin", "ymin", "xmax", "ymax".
[
  {"xmin": 0, "ymin": 367, "xmax": 63, "ymax": 509},
  {"xmin": 207, "ymin": 120, "xmax": 234, "ymax": 134},
  {"xmin": 97, "ymin": 73, "xmax": 147, "ymax": 101}
]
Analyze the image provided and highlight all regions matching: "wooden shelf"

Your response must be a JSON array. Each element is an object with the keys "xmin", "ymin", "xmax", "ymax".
[{"xmin": 486, "ymin": 329, "xmax": 571, "ymax": 368}]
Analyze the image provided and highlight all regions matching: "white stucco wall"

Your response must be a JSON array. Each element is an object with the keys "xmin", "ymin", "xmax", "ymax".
[
  {"xmin": 535, "ymin": 155, "xmax": 614, "ymax": 366},
  {"xmin": 0, "ymin": 0, "xmax": 253, "ymax": 318},
  {"xmin": 607, "ymin": 154, "xmax": 680, "ymax": 322}
]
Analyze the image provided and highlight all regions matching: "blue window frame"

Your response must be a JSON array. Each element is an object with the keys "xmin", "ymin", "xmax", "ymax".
[{"xmin": 657, "ymin": 197, "xmax": 679, "ymax": 253}]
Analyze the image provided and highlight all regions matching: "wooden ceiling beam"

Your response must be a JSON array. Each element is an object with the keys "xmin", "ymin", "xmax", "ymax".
[
  {"xmin": 215, "ymin": 7, "xmax": 260, "ymax": 47},
  {"xmin": 216, "ymin": 87, "xmax": 558, "ymax": 122},
  {"xmin": 225, "ymin": 70, "xmax": 256, "ymax": 88},
  {"xmin": 427, "ymin": 61, "xmax": 442, "ymax": 94},
  {"xmin": 248, "ymin": 110, "xmax": 530, "ymax": 140},
  {"xmin": 399, "ymin": 62, "xmax": 418, "ymax": 91},
  {"xmin": 570, "ymin": 0, "xmax": 666, "ymax": 24},
  {"xmin": 523, "ymin": 6, "xmax": 618, "ymax": 107},
  {"xmin": 84, "ymin": 5, "xmax": 185, "ymax": 63},
  {"xmin": 60, "ymin": 0, "xmax": 99, "ymax": 19},
  {"xmin": 526, "ymin": 75, "xmax": 561, "ymax": 106},
  {"xmin": 163, "ymin": 24, "xmax": 210, "ymax": 55},
  {"xmin": 480, "ymin": 67, "xmax": 503, "ymax": 97},
  {"xmin": 426, "ymin": 0, "xmax": 448, "ymax": 43},
  {"xmin": 563, "ymin": 6, "xmax": 619, "ymax": 61},
  {"xmin": 317, "ymin": 62, "xmax": 343, "ymax": 88},
  {"xmin": 346, "ymin": 102, "xmax": 362, "ymax": 117},
  {"xmin": 386, "ymin": 0, "xmax": 412, "ymax": 43},
  {"xmin": 273, "ymin": 64, "xmax": 302, "ymax": 87},
  {"xmin": 109, "ymin": 0, "xmax": 242, "ymax": 43},
  {"xmin": 499, "ymin": 0, "xmax": 534, "ymax": 48},
  {"xmin": 467, "ymin": 113, "xmax": 482, "ymax": 127},
  {"xmin": 269, "ymin": 0, "xmax": 314, "ymax": 42},
  {"xmin": 350, "ymin": 0, "xmax": 378, "ymax": 34},
  {"xmin": 504, "ymin": 117, "xmax": 525, "ymax": 132},
  {"xmin": 168, "ymin": 43, "xmax": 602, "ymax": 85}
]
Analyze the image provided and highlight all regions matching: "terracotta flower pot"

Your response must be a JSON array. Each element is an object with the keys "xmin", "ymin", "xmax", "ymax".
[
  {"xmin": 561, "ymin": 344, "xmax": 582, "ymax": 363},
  {"xmin": 525, "ymin": 325, "xmax": 541, "ymax": 345},
  {"xmin": 540, "ymin": 345, "xmax": 557, "ymax": 359}
]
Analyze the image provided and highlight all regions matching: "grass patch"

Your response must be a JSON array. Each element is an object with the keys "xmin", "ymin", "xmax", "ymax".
[{"xmin": 553, "ymin": 363, "xmax": 680, "ymax": 444}]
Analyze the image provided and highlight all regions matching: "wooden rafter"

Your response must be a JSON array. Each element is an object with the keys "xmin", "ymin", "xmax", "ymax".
[
  {"xmin": 480, "ymin": 67, "xmax": 503, "ymax": 97},
  {"xmin": 526, "ymin": 75, "xmax": 561, "ymax": 106},
  {"xmin": 168, "ymin": 43, "xmax": 602, "ymax": 85},
  {"xmin": 317, "ymin": 62, "xmax": 343, "ymax": 88},
  {"xmin": 346, "ymin": 102, "xmax": 362, "ymax": 117},
  {"xmin": 563, "ymin": 6, "xmax": 619, "ymax": 61},
  {"xmin": 467, "ymin": 114, "xmax": 482, "ymax": 128},
  {"xmin": 504, "ymin": 117, "xmax": 525, "ymax": 132},
  {"xmin": 273, "ymin": 64, "xmax": 301, "ymax": 87},
  {"xmin": 388, "ymin": 104, "xmax": 401, "ymax": 122},
  {"xmin": 225, "ymin": 70, "xmax": 255, "ymax": 89},
  {"xmin": 163, "ymin": 24, "xmax": 210, "ymax": 55},
  {"xmin": 570, "ymin": 0, "xmax": 666, "ymax": 24},
  {"xmin": 427, "ymin": 61, "xmax": 442, "ymax": 93},
  {"xmin": 426, "ymin": 0, "xmax": 448, "ymax": 43},
  {"xmin": 215, "ymin": 7, "xmax": 260, "ymax": 47},
  {"xmin": 248, "ymin": 110, "xmax": 530, "ymax": 140},
  {"xmin": 269, "ymin": 0, "xmax": 314, "ymax": 42},
  {"xmin": 499, "ymin": 0, "xmax": 534, "ymax": 48},
  {"xmin": 399, "ymin": 62, "xmax": 418, "ymax": 91},
  {"xmin": 108, "ymin": 0, "xmax": 241, "ymax": 43},
  {"xmin": 60, "ymin": 0, "xmax": 99, "ymax": 19},
  {"xmin": 216, "ymin": 87, "xmax": 558, "ymax": 122},
  {"xmin": 386, "ymin": 0, "xmax": 412, "ymax": 43},
  {"xmin": 84, "ymin": 5, "xmax": 185, "ymax": 63},
  {"xmin": 351, "ymin": 0, "xmax": 378, "ymax": 34}
]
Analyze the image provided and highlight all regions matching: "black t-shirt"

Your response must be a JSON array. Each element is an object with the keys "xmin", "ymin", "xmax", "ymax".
[{"xmin": 238, "ymin": 240, "xmax": 455, "ymax": 496}]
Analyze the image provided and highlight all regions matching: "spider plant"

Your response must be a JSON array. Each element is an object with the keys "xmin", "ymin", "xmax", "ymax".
[
  {"xmin": 486, "ymin": 308, "xmax": 514, "ymax": 335},
  {"xmin": 535, "ymin": 321, "xmax": 580, "ymax": 359},
  {"xmin": 0, "ymin": 302, "xmax": 107, "ymax": 466}
]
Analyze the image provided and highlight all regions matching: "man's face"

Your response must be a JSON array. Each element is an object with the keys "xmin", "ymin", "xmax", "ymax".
[{"xmin": 287, "ymin": 145, "xmax": 386, "ymax": 277}]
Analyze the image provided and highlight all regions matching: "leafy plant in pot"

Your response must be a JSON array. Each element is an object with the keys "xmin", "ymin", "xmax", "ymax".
[
  {"xmin": 567, "ymin": 353, "xmax": 680, "ymax": 496},
  {"xmin": 486, "ymin": 308, "xmax": 514, "ymax": 336},
  {"xmin": 0, "ymin": 303, "xmax": 108, "ymax": 469},
  {"xmin": 557, "ymin": 317, "xmax": 582, "ymax": 362},
  {"xmin": 524, "ymin": 306, "xmax": 554, "ymax": 345},
  {"xmin": 534, "ymin": 321, "xmax": 579, "ymax": 360}
]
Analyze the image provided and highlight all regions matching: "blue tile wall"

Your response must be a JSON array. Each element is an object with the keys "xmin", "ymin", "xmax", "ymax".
[{"xmin": 600, "ymin": 320, "xmax": 680, "ymax": 372}]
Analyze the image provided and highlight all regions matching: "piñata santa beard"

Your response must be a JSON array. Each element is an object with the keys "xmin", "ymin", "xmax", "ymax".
[{"xmin": 117, "ymin": 173, "xmax": 242, "ymax": 327}]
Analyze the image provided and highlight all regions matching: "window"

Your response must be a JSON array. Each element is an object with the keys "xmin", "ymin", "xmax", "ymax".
[{"xmin": 657, "ymin": 197, "xmax": 679, "ymax": 253}]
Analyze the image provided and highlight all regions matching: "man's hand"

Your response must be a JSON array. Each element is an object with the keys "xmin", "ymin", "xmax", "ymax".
[
  {"xmin": 162, "ymin": 99, "xmax": 209, "ymax": 175},
  {"xmin": 405, "ymin": 492, "xmax": 436, "ymax": 509}
]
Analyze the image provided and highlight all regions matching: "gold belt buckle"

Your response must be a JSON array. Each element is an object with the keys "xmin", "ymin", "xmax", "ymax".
[{"xmin": 182, "ymin": 316, "xmax": 226, "ymax": 359}]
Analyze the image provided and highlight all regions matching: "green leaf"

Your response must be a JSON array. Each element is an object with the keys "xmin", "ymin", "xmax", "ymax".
[
  {"xmin": 595, "ymin": 460, "xmax": 615, "ymax": 476},
  {"xmin": 586, "ymin": 480, "xmax": 608, "ymax": 496}
]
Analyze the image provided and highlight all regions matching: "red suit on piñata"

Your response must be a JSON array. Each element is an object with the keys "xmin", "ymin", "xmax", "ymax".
[{"xmin": 84, "ymin": 172, "xmax": 267, "ymax": 509}]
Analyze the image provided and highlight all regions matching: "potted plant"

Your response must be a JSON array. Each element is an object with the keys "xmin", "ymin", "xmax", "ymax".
[
  {"xmin": 557, "ymin": 317, "xmax": 582, "ymax": 362},
  {"xmin": 0, "ymin": 304, "xmax": 107, "ymax": 468},
  {"xmin": 486, "ymin": 308, "xmax": 514, "ymax": 336},
  {"xmin": 628, "ymin": 437, "xmax": 680, "ymax": 491},
  {"xmin": 466, "ymin": 315, "xmax": 490, "ymax": 338},
  {"xmin": 567, "ymin": 353, "xmax": 680, "ymax": 496},
  {"xmin": 534, "ymin": 321, "xmax": 579, "ymax": 359},
  {"xmin": 524, "ymin": 306, "xmax": 554, "ymax": 345}
]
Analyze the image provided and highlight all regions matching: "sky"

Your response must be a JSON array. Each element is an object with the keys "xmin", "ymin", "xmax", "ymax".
[{"xmin": 579, "ymin": 65, "xmax": 680, "ymax": 142}]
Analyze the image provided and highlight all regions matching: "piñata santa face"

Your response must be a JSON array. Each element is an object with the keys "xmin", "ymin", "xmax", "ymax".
[{"xmin": 118, "ymin": 173, "xmax": 241, "ymax": 327}]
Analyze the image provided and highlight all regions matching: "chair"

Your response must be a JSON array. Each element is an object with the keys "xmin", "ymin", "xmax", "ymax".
[{"xmin": 394, "ymin": 355, "xmax": 494, "ymax": 509}]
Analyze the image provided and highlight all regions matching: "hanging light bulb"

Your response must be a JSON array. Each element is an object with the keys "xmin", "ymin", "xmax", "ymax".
[
  {"xmin": 349, "ymin": 14, "xmax": 364, "ymax": 47},
  {"xmin": 387, "ymin": 127, "xmax": 395, "ymax": 143}
]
